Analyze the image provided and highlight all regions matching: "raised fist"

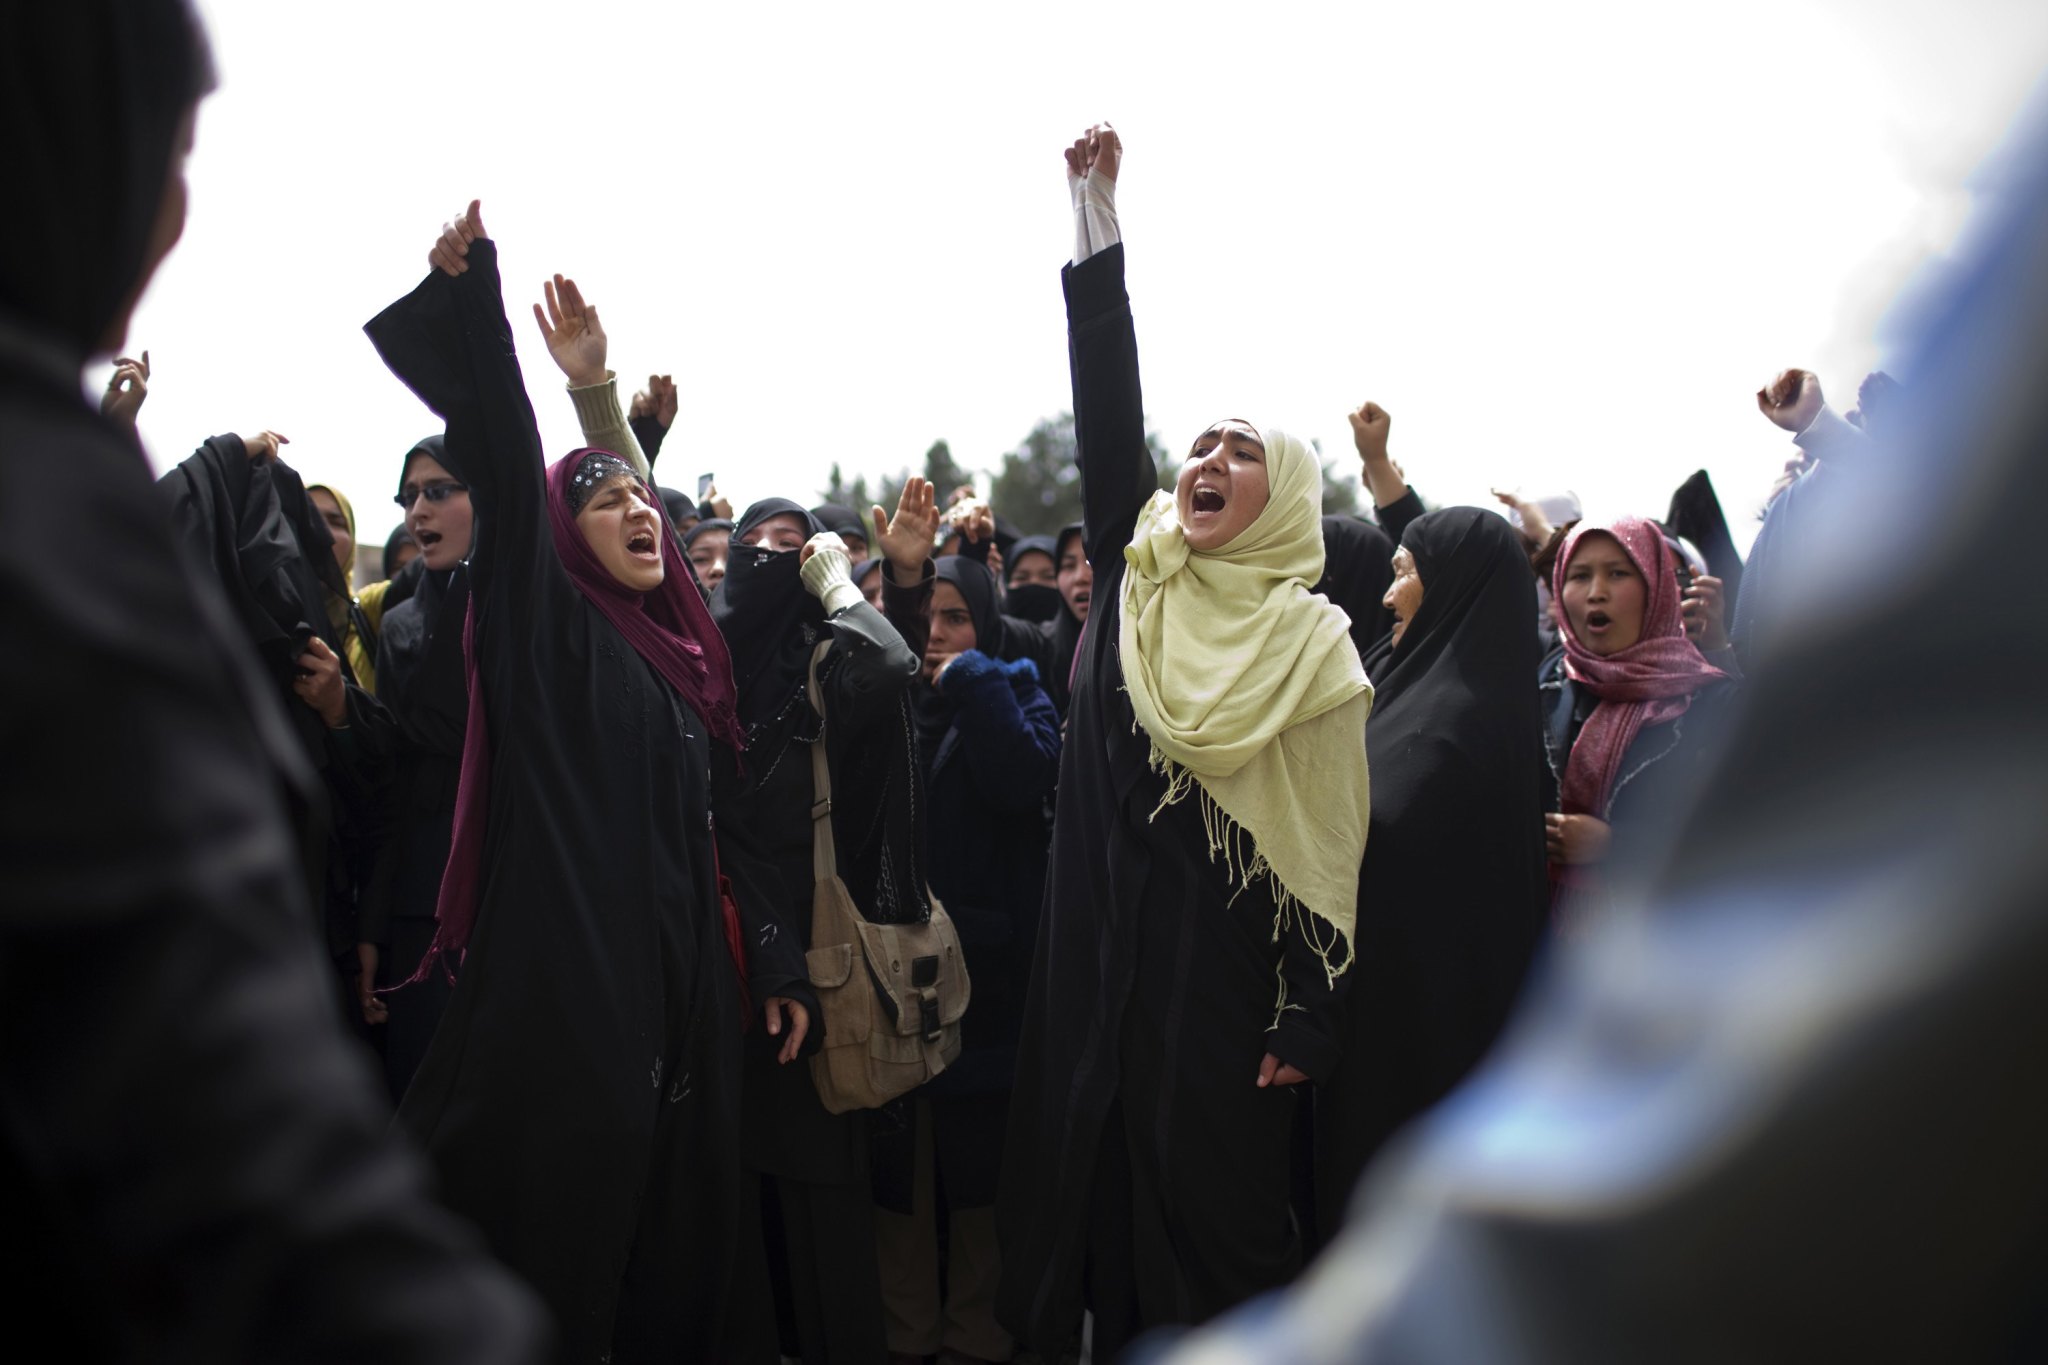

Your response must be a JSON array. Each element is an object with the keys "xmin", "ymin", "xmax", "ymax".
[
  {"xmin": 1348, "ymin": 401, "xmax": 1391, "ymax": 464},
  {"xmin": 428, "ymin": 199, "xmax": 488, "ymax": 277},
  {"xmin": 1064, "ymin": 123, "xmax": 1121, "ymax": 184},
  {"xmin": 1756, "ymin": 369, "xmax": 1824, "ymax": 434}
]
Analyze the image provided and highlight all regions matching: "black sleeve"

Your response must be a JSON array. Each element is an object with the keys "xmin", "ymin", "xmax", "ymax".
[
  {"xmin": 1, "ymin": 425, "xmax": 545, "ymax": 1363},
  {"xmin": 1268, "ymin": 914, "xmax": 1350, "ymax": 1082},
  {"xmin": 819, "ymin": 568, "xmax": 929, "ymax": 736},
  {"xmin": 1375, "ymin": 488, "xmax": 1427, "ymax": 546},
  {"xmin": 629, "ymin": 411, "xmax": 668, "ymax": 464},
  {"xmin": 1062, "ymin": 245, "xmax": 1160, "ymax": 569},
  {"xmin": 364, "ymin": 240, "xmax": 560, "ymax": 658}
]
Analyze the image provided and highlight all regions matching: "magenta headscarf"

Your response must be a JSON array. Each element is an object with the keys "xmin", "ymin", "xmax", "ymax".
[
  {"xmin": 413, "ymin": 450, "xmax": 744, "ymax": 984},
  {"xmin": 1553, "ymin": 516, "xmax": 1726, "ymax": 817}
]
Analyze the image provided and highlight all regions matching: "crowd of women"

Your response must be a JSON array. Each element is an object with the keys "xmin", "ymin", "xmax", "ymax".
[{"xmin": 4, "ymin": 5, "xmax": 1922, "ymax": 1364}]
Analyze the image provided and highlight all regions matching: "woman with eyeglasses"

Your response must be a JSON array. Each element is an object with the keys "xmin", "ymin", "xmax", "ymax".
[{"xmin": 352, "ymin": 435, "xmax": 475, "ymax": 1099}]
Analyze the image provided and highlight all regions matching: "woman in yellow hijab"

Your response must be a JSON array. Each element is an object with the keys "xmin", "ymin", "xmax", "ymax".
[
  {"xmin": 997, "ymin": 126, "xmax": 1372, "ymax": 1359},
  {"xmin": 306, "ymin": 482, "xmax": 393, "ymax": 692}
]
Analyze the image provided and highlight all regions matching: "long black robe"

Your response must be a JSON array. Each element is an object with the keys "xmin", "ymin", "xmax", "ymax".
[
  {"xmin": 363, "ymin": 544, "xmax": 470, "ymax": 1103},
  {"xmin": 996, "ymin": 245, "xmax": 1349, "ymax": 1358},
  {"xmin": 709, "ymin": 502, "xmax": 932, "ymax": 1364},
  {"xmin": 158, "ymin": 433, "xmax": 400, "ymax": 1002},
  {"xmin": 1312, "ymin": 507, "xmax": 1549, "ymax": 1245},
  {"xmin": 366, "ymin": 241, "xmax": 749, "ymax": 1364}
]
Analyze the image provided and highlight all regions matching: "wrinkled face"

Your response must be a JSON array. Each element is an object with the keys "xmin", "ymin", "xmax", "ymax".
[
  {"xmin": 739, "ymin": 513, "xmax": 809, "ymax": 553},
  {"xmin": 1383, "ymin": 546, "xmax": 1424, "ymax": 646},
  {"xmin": 927, "ymin": 580, "xmax": 978, "ymax": 678},
  {"xmin": 1057, "ymin": 535, "xmax": 1093, "ymax": 622},
  {"xmin": 309, "ymin": 489, "xmax": 353, "ymax": 575},
  {"xmin": 576, "ymin": 475, "xmax": 665, "ymax": 592},
  {"xmin": 1560, "ymin": 532, "xmax": 1646, "ymax": 656},
  {"xmin": 1008, "ymin": 549, "xmax": 1057, "ymax": 590},
  {"xmin": 859, "ymin": 562, "xmax": 885, "ymax": 610},
  {"xmin": 1176, "ymin": 421, "xmax": 1271, "ymax": 553},
  {"xmin": 688, "ymin": 528, "xmax": 731, "ymax": 590},
  {"xmin": 402, "ymin": 454, "xmax": 474, "ymax": 573}
]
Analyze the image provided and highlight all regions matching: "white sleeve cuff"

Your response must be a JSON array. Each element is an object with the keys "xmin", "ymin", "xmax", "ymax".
[{"xmin": 1072, "ymin": 167, "xmax": 1121, "ymax": 264}]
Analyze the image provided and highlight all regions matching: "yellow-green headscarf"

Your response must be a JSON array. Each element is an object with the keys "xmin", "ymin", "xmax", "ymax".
[{"xmin": 1119, "ymin": 423, "xmax": 1373, "ymax": 984}]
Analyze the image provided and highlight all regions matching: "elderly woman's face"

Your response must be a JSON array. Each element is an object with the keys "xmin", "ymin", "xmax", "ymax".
[{"xmin": 1175, "ymin": 421, "xmax": 1270, "ymax": 553}]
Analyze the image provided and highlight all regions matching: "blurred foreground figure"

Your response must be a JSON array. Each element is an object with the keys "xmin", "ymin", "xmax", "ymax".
[
  {"xmin": 0, "ymin": 4, "xmax": 542, "ymax": 1359},
  {"xmin": 1160, "ymin": 112, "xmax": 2048, "ymax": 1364}
]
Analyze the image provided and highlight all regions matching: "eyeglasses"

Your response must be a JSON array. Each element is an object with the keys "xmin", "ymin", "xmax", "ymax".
[{"xmin": 394, "ymin": 481, "xmax": 468, "ymax": 510}]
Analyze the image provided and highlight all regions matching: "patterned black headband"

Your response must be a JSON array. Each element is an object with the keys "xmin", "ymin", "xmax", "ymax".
[{"xmin": 567, "ymin": 451, "xmax": 639, "ymax": 516}]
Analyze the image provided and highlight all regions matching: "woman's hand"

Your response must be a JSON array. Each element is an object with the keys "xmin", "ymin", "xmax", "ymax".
[
  {"xmin": 871, "ymin": 477, "xmax": 939, "ymax": 582},
  {"xmin": 629, "ymin": 374, "xmax": 678, "ymax": 428},
  {"xmin": 1491, "ymin": 487, "xmax": 1553, "ymax": 548},
  {"xmin": 1756, "ymin": 368, "xmax": 1824, "ymax": 434},
  {"xmin": 1256, "ymin": 1053, "xmax": 1308, "ymax": 1088},
  {"xmin": 945, "ymin": 497, "xmax": 996, "ymax": 546},
  {"xmin": 532, "ymin": 274, "xmax": 608, "ymax": 389},
  {"xmin": 428, "ymin": 199, "xmax": 488, "ymax": 276},
  {"xmin": 1064, "ymin": 122, "xmax": 1121, "ymax": 184},
  {"xmin": 239, "ymin": 430, "xmax": 289, "ymax": 464},
  {"xmin": 356, "ymin": 943, "xmax": 388, "ymax": 1026},
  {"xmin": 1545, "ymin": 812, "xmax": 1611, "ymax": 865},
  {"xmin": 102, "ymin": 351, "xmax": 149, "ymax": 425},
  {"xmin": 764, "ymin": 996, "xmax": 810, "ymax": 1065},
  {"xmin": 1682, "ymin": 574, "xmax": 1729, "ymax": 652},
  {"xmin": 292, "ymin": 637, "xmax": 348, "ymax": 728}
]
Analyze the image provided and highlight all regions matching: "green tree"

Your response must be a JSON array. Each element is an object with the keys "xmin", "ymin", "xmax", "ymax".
[
  {"xmin": 922, "ymin": 439, "xmax": 972, "ymax": 501},
  {"xmin": 990, "ymin": 413, "xmax": 1172, "ymax": 535},
  {"xmin": 819, "ymin": 461, "xmax": 851, "ymax": 507}
]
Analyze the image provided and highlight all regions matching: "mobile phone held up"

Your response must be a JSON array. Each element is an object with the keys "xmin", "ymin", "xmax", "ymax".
[{"xmin": 698, "ymin": 472, "xmax": 715, "ymax": 499}]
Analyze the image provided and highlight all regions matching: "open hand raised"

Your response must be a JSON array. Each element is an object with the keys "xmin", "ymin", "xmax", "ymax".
[
  {"xmin": 532, "ymin": 274, "xmax": 608, "ymax": 389},
  {"xmin": 428, "ymin": 199, "xmax": 488, "ymax": 277},
  {"xmin": 871, "ymin": 477, "xmax": 939, "ymax": 579}
]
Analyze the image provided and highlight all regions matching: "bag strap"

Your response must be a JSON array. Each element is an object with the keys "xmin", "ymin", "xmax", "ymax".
[{"xmin": 804, "ymin": 640, "xmax": 837, "ymax": 886}]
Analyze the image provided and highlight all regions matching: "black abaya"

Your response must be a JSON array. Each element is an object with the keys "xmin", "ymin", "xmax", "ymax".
[
  {"xmin": 1311, "ymin": 507, "xmax": 1549, "ymax": 1244},
  {"xmin": 709, "ymin": 500, "xmax": 933, "ymax": 1364},
  {"xmin": 1315, "ymin": 513, "xmax": 1398, "ymax": 658},
  {"xmin": 366, "ymin": 241, "xmax": 750, "ymax": 1364},
  {"xmin": 996, "ymin": 246, "xmax": 1348, "ymax": 1357}
]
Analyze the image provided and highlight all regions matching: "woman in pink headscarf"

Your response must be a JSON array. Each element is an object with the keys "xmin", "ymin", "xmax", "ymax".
[{"xmin": 1540, "ymin": 516, "xmax": 1738, "ymax": 907}]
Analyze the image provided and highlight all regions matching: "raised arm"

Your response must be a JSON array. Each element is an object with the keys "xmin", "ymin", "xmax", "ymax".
[
  {"xmin": 366, "ymin": 200, "xmax": 552, "ymax": 616},
  {"xmin": 531, "ymin": 273, "xmax": 651, "ymax": 479},
  {"xmin": 1349, "ymin": 400, "xmax": 1424, "ymax": 542},
  {"xmin": 1059, "ymin": 124, "xmax": 1159, "ymax": 566}
]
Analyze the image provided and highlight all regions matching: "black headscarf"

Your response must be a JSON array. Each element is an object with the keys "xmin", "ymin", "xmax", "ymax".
[
  {"xmin": 381, "ymin": 525, "xmax": 418, "ymax": 580},
  {"xmin": 1004, "ymin": 535, "xmax": 1065, "ymax": 623},
  {"xmin": 657, "ymin": 486, "xmax": 698, "ymax": 530},
  {"xmin": 683, "ymin": 516, "xmax": 733, "ymax": 550},
  {"xmin": 376, "ymin": 434, "xmax": 473, "ymax": 754},
  {"xmin": 1665, "ymin": 468, "xmax": 1744, "ymax": 621},
  {"xmin": 709, "ymin": 499, "xmax": 827, "ymax": 727},
  {"xmin": 1314, "ymin": 514, "xmax": 1397, "ymax": 658},
  {"xmin": 1315, "ymin": 506, "xmax": 1550, "ymax": 1228},
  {"xmin": 915, "ymin": 556, "xmax": 1006, "ymax": 756},
  {"xmin": 810, "ymin": 503, "xmax": 869, "ymax": 550},
  {"xmin": 0, "ymin": 2, "xmax": 214, "ymax": 359}
]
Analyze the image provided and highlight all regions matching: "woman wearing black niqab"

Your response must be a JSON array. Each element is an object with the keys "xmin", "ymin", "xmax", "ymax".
[
  {"xmin": 1311, "ymin": 507, "xmax": 1549, "ymax": 1244},
  {"xmin": 0, "ymin": 8, "xmax": 540, "ymax": 1361},
  {"xmin": 366, "ymin": 203, "xmax": 756, "ymax": 1363},
  {"xmin": 709, "ymin": 489, "xmax": 940, "ymax": 1362}
]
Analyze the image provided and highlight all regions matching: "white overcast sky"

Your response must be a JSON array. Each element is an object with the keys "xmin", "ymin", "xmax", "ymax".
[{"xmin": 124, "ymin": 0, "xmax": 2047, "ymax": 556}]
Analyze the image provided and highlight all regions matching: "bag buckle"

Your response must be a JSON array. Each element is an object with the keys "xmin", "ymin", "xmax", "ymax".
[
  {"xmin": 811, "ymin": 797, "xmax": 832, "ymax": 819},
  {"xmin": 918, "ymin": 987, "xmax": 942, "ymax": 1040}
]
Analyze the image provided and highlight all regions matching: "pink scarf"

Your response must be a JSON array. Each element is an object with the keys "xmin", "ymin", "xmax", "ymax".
[
  {"xmin": 1553, "ymin": 517, "xmax": 1725, "ymax": 816},
  {"xmin": 414, "ymin": 451, "xmax": 745, "ymax": 985}
]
